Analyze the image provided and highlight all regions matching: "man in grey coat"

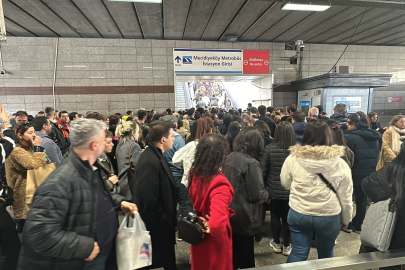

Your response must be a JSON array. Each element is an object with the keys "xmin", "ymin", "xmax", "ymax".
[{"xmin": 32, "ymin": 116, "xmax": 64, "ymax": 166}]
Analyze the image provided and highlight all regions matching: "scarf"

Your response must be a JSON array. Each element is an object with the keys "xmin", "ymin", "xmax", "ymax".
[
  {"xmin": 389, "ymin": 125, "xmax": 405, "ymax": 155},
  {"xmin": 56, "ymin": 120, "xmax": 69, "ymax": 138}
]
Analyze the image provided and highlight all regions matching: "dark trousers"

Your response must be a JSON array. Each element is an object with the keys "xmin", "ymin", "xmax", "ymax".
[
  {"xmin": 232, "ymin": 234, "xmax": 255, "ymax": 269},
  {"xmin": 352, "ymin": 180, "xmax": 367, "ymax": 231},
  {"xmin": 269, "ymin": 199, "xmax": 291, "ymax": 246},
  {"xmin": 174, "ymin": 175, "xmax": 188, "ymax": 219},
  {"xmin": 0, "ymin": 206, "xmax": 21, "ymax": 270}
]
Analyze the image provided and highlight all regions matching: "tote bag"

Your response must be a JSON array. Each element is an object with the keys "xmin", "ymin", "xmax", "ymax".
[{"xmin": 26, "ymin": 162, "xmax": 56, "ymax": 206}]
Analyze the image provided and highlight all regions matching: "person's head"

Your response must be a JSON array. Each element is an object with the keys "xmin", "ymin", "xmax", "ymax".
[
  {"xmin": 37, "ymin": 111, "xmax": 45, "ymax": 117},
  {"xmin": 347, "ymin": 111, "xmax": 369, "ymax": 130},
  {"xmin": 194, "ymin": 111, "xmax": 202, "ymax": 120},
  {"xmin": 389, "ymin": 115, "xmax": 405, "ymax": 130},
  {"xmin": 149, "ymin": 121, "xmax": 175, "ymax": 152},
  {"xmin": 16, "ymin": 122, "xmax": 36, "ymax": 151},
  {"xmin": 273, "ymin": 121, "xmax": 296, "ymax": 149},
  {"xmin": 192, "ymin": 134, "xmax": 230, "ymax": 188},
  {"xmin": 210, "ymin": 113, "xmax": 219, "ymax": 125},
  {"xmin": 326, "ymin": 119, "xmax": 347, "ymax": 147},
  {"xmin": 115, "ymin": 121, "xmax": 140, "ymax": 144},
  {"xmin": 32, "ymin": 116, "xmax": 52, "ymax": 135},
  {"xmin": 196, "ymin": 117, "xmax": 214, "ymax": 141},
  {"xmin": 267, "ymin": 106, "xmax": 274, "ymax": 114},
  {"xmin": 161, "ymin": 115, "xmax": 178, "ymax": 130},
  {"xmin": 152, "ymin": 113, "xmax": 162, "ymax": 121},
  {"xmin": 86, "ymin": 112, "xmax": 104, "ymax": 121},
  {"xmin": 302, "ymin": 121, "xmax": 334, "ymax": 146},
  {"xmin": 104, "ymin": 130, "xmax": 114, "ymax": 154},
  {"xmin": 368, "ymin": 112, "xmax": 378, "ymax": 124},
  {"xmin": 102, "ymin": 116, "xmax": 110, "ymax": 125},
  {"xmin": 196, "ymin": 107, "xmax": 205, "ymax": 116},
  {"xmin": 78, "ymin": 114, "xmax": 84, "ymax": 118},
  {"xmin": 241, "ymin": 113, "xmax": 254, "ymax": 127},
  {"xmin": 247, "ymin": 103, "xmax": 252, "ymax": 109},
  {"xmin": 226, "ymin": 121, "xmax": 242, "ymax": 138},
  {"xmin": 15, "ymin": 111, "xmax": 28, "ymax": 126},
  {"xmin": 223, "ymin": 113, "xmax": 233, "ymax": 126},
  {"xmin": 55, "ymin": 110, "xmax": 59, "ymax": 120},
  {"xmin": 187, "ymin": 108, "xmax": 195, "ymax": 118},
  {"xmin": 45, "ymin": 107, "xmax": 55, "ymax": 120},
  {"xmin": 287, "ymin": 104, "xmax": 298, "ymax": 115},
  {"xmin": 253, "ymin": 120, "xmax": 271, "ymax": 138},
  {"xmin": 138, "ymin": 110, "xmax": 147, "ymax": 123},
  {"xmin": 233, "ymin": 126, "xmax": 264, "ymax": 159},
  {"xmin": 69, "ymin": 112, "xmax": 78, "ymax": 122},
  {"xmin": 186, "ymin": 121, "xmax": 199, "ymax": 143},
  {"xmin": 126, "ymin": 110, "xmax": 133, "ymax": 116},
  {"xmin": 258, "ymin": 105, "xmax": 267, "ymax": 116},
  {"xmin": 334, "ymin": 103, "xmax": 347, "ymax": 114},
  {"xmin": 292, "ymin": 112, "xmax": 306, "ymax": 123},
  {"xmin": 309, "ymin": 107, "xmax": 319, "ymax": 117},
  {"xmin": 210, "ymin": 108, "xmax": 217, "ymax": 114},
  {"xmin": 274, "ymin": 115, "xmax": 281, "ymax": 124},
  {"xmin": 177, "ymin": 117, "xmax": 184, "ymax": 129},
  {"xmin": 70, "ymin": 118, "xmax": 107, "ymax": 160},
  {"xmin": 146, "ymin": 113, "xmax": 154, "ymax": 123},
  {"xmin": 218, "ymin": 111, "xmax": 224, "ymax": 120},
  {"xmin": 250, "ymin": 107, "xmax": 258, "ymax": 115},
  {"xmin": 109, "ymin": 114, "xmax": 120, "ymax": 126},
  {"xmin": 59, "ymin": 111, "xmax": 69, "ymax": 124},
  {"xmin": 166, "ymin": 108, "xmax": 172, "ymax": 115},
  {"xmin": 315, "ymin": 105, "xmax": 323, "ymax": 115},
  {"xmin": 276, "ymin": 107, "xmax": 285, "ymax": 114}
]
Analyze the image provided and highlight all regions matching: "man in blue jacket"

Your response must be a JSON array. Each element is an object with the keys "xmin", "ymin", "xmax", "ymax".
[
  {"xmin": 291, "ymin": 112, "xmax": 307, "ymax": 143},
  {"xmin": 160, "ymin": 115, "xmax": 188, "ymax": 218}
]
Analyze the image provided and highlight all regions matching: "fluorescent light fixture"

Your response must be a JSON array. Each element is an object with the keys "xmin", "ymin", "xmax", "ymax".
[
  {"xmin": 108, "ymin": 0, "xmax": 162, "ymax": 2},
  {"xmin": 64, "ymin": 65, "xmax": 87, "ymax": 68},
  {"xmin": 89, "ymin": 76, "xmax": 105, "ymax": 79},
  {"xmin": 282, "ymin": 1, "xmax": 330, "ymax": 11}
]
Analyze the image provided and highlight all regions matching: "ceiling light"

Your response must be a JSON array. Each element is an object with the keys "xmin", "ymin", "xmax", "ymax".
[
  {"xmin": 226, "ymin": 36, "xmax": 238, "ymax": 42},
  {"xmin": 282, "ymin": 1, "xmax": 330, "ymax": 11},
  {"xmin": 108, "ymin": 0, "xmax": 162, "ymax": 2}
]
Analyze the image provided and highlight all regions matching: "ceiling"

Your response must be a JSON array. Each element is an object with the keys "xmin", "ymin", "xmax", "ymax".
[
  {"xmin": 3, "ymin": 0, "xmax": 405, "ymax": 46},
  {"xmin": 175, "ymin": 74, "xmax": 270, "ymax": 82}
]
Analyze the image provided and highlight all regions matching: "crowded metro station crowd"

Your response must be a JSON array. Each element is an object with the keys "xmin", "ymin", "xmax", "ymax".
[{"xmin": 0, "ymin": 100, "xmax": 405, "ymax": 270}]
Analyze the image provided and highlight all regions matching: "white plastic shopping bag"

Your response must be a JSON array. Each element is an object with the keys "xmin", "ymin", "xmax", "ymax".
[{"xmin": 116, "ymin": 211, "xmax": 152, "ymax": 270}]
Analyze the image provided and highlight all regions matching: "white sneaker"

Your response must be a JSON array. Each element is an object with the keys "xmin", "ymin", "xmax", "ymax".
[
  {"xmin": 270, "ymin": 239, "xmax": 282, "ymax": 253},
  {"xmin": 282, "ymin": 245, "xmax": 292, "ymax": 256}
]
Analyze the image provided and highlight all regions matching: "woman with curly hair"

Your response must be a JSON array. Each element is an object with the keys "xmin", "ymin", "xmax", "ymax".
[
  {"xmin": 188, "ymin": 134, "xmax": 234, "ymax": 270},
  {"xmin": 224, "ymin": 127, "xmax": 270, "ymax": 269}
]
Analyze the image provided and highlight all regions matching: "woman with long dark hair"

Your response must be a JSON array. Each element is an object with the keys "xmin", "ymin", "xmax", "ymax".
[
  {"xmin": 367, "ymin": 111, "xmax": 381, "ymax": 130},
  {"xmin": 281, "ymin": 121, "xmax": 353, "ymax": 262},
  {"xmin": 5, "ymin": 123, "xmax": 47, "ymax": 232},
  {"xmin": 218, "ymin": 113, "xmax": 233, "ymax": 135},
  {"xmin": 224, "ymin": 127, "xmax": 270, "ymax": 269},
  {"xmin": 326, "ymin": 119, "xmax": 354, "ymax": 168},
  {"xmin": 253, "ymin": 120, "xmax": 273, "ymax": 146},
  {"xmin": 262, "ymin": 121, "xmax": 296, "ymax": 255},
  {"xmin": 226, "ymin": 121, "xmax": 242, "ymax": 152},
  {"xmin": 188, "ymin": 134, "xmax": 234, "ymax": 270},
  {"xmin": 361, "ymin": 141, "xmax": 405, "ymax": 270}
]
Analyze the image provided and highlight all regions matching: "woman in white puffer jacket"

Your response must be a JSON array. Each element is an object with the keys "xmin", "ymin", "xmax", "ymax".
[{"xmin": 281, "ymin": 121, "xmax": 353, "ymax": 263}]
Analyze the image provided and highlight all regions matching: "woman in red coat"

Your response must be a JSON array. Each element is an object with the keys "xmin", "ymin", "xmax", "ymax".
[{"xmin": 188, "ymin": 134, "xmax": 235, "ymax": 270}]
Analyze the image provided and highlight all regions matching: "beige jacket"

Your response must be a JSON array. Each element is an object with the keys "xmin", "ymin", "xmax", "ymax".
[
  {"xmin": 377, "ymin": 130, "xmax": 397, "ymax": 171},
  {"xmin": 5, "ymin": 147, "xmax": 46, "ymax": 219},
  {"xmin": 281, "ymin": 144, "xmax": 353, "ymax": 225}
]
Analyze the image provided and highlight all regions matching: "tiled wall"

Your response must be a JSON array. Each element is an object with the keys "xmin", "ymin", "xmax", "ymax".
[{"xmin": 0, "ymin": 37, "xmax": 404, "ymax": 116}]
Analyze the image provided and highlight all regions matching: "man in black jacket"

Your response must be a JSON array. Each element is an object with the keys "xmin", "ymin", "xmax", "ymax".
[
  {"xmin": 18, "ymin": 118, "xmax": 137, "ymax": 270},
  {"xmin": 258, "ymin": 105, "xmax": 276, "ymax": 138},
  {"xmin": 133, "ymin": 121, "xmax": 178, "ymax": 270},
  {"xmin": 45, "ymin": 107, "xmax": 69, "ymax": 154}
]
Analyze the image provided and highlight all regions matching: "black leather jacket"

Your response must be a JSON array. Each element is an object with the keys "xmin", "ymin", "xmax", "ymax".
[
  {"xmin": 18, "ymin": 151, "xmax": 125, "ymax": 270},
  {"xmin": 224, "ymin": 152, "xmax": 270, "ymax": 236}
]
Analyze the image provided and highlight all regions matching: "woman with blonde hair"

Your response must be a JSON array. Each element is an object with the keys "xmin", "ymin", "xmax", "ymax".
[
  {"xmin": 115, "ymin": 120, "xmax": 142, "ymax": 200},
  {"xmin": 377, "ymin": 115, "xmax": 405, "ymax": 170}
]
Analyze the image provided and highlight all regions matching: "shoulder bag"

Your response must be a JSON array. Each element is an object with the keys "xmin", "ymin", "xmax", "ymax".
[
  {"xmin": 0, "ymin": 177, "xmax": 13, "ymax": 207},
  {"xmin": 177, "ymin": 173, "xmax": 205, "ymax": 246},
  {"xmin": 361, "ymin": 199, "xmax": 397, "ymax": 251}
]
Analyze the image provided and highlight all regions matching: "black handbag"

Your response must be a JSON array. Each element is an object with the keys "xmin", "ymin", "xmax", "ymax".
[
  {"xmin": 0, "ymin": 178, "xmax": 14, "ymax": 207},
  {"xmin": 178, "ymin": 174, "xmax": 205, "ymax": 246}
]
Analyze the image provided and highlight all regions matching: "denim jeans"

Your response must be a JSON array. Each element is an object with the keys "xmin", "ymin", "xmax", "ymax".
[
  {"xmin": 83, "ymin": 241, "xmax": 115, "ymax": 270},
  {"xmin": 287, "ymin": 209, "xmax": 341, "ymax": 263}
]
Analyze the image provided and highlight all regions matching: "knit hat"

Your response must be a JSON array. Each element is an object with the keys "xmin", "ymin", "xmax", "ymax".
[{"xmin": 161, "ymin": 115, "xmax": 178, "ymax": 125}]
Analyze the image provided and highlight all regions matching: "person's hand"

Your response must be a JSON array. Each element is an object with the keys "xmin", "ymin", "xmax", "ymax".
[
  {"xmin": 0, "ymin": 105, "xmax": 9, "ymax": 123},
  {"xmin": 199, "ymin": 215, "xmax": 210, "ymax": 234},
  {"xmin": 121, "ymin": 201, "xmax": 138, "ymax": 216},
  {"xmin": 108, "ymin": 175, "xmax": 119, "ymax": 185},
  {"xmin": 341, "ymin": 224, "xmax": 348, "ymax": 230},
  {"xmin": 85, "ymin": 242, "xmax": 100, "ymax": 261},
  {"xmin": 33, "ymin": 136, "xmax": 42, "ymax": 146}
]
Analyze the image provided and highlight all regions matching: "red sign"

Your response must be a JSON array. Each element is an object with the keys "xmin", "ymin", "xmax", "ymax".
[
  {"xmin": 243, "ymin": 50, "xmax": 269, "ymax": 74},
  {"xmin": 388, "ymin": 97, "xmax": 403, "ymax": 103}
]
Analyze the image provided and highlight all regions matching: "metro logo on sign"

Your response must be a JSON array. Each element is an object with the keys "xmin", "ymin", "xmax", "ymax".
[{"xmin": 243, "ymin": 50, "xmax": 270, "ymax": 74}]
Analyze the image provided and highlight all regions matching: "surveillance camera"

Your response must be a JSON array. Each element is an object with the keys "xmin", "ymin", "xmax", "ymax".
[{"xmin": 0, "ymin": 70, "xmax": 5, "ymax": 75}]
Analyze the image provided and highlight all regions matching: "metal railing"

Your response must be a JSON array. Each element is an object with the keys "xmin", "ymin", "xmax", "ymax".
[{"xmin": 249, "ymin": 248, "xmax": 405, "ymax": 270}]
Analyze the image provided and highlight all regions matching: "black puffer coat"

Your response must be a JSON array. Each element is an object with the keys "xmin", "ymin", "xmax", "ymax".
[
  {"xmin": 18, "ymin": 151, "xmax": 125, "ymax": 270},
  {"xmin": 330, "ymin": 111, "xmax": 349, "ymax": 124},
  {"xmin": 224, "ymin": 152, "xmax": 270, "ymax": 236},
  {"xmin": 261, "ymin": 143, "xmax": 290, "ymax": 200},
  {"xmin": 344, "ymin": 128, "xmax": 381, "ymax": 182}
]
